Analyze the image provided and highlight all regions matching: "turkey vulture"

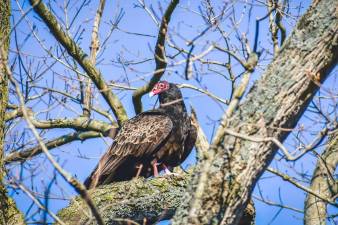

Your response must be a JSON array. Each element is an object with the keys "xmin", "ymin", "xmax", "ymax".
[{"xmin": 84, "ymin": 81, "xmax": 197, "ymax": 189}]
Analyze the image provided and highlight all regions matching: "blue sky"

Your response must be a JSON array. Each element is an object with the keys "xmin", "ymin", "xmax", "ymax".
[{"xmin": 6, "ymin": 0, "xmax": 337, "ymax": 224}]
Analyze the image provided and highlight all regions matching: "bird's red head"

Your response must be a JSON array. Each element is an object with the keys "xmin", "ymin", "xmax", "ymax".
[{"xmin": 149, "ymin": 81, "xmax": 170, "ymax": 97}]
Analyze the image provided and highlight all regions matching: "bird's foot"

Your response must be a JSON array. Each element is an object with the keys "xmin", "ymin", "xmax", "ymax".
[
  {"xmin": 162, "ymin": 164, "xmax": 181, "ymax": 177},
  {"xmin": 163, "ymin": 169, "xmax": 181, "ymax": 177}
]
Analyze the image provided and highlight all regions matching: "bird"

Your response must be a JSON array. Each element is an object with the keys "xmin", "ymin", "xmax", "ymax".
[{"xmin": 84, "ymin": 81, "xmax": 197, "ymax": 189}]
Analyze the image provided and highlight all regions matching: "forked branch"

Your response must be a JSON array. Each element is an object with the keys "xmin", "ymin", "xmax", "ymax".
[{"xmin": 132, "ymin": 0, "xmax": 179, "ymax": 114}]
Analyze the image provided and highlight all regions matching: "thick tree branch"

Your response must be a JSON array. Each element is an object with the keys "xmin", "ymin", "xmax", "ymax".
[
  {"xmin": 57, "ymin": 173, "xmax": 255, "ymax": 225},
  {"xmin": 132, "ymin": 0, "xmax": 179, "ymax": 114},
  {"xmin": 5, "ymin": 105, "xmax": 117, "ymax": 133},
  {"xmin": 304, "ymin": 131, "xmax": 338, "ymax": 225},
  {"xmin": 190, "ymin": 107, "xmax": 209, "ymax": 161},
  {"xmin": 30, "ymin": 116, "xmax": 116, "ymax": 133},
  {"xmin": 28, "ymin": 0, "xmax": 128, "ymax": 126},
  {"xmin": 172, "ymin": 0, "xmax": 338, "ymax": 224}
]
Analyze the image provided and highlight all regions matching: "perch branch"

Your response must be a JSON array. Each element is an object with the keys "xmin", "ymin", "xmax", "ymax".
[{"xmin": 57, "ymin": 174, "xmax": 255, "ymax": 225}]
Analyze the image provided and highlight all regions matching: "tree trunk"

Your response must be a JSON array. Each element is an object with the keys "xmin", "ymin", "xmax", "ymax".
[
  {"xmin": 172, "ymin": 0, "xmax": 338, "ymax": 224},
  {"xmin": 304, "ymin": 131, "xmax": 338, "ymax": 225},
  {"xmin": 0, "ymin": 1, "xmax": 25, "ymax": 224}
]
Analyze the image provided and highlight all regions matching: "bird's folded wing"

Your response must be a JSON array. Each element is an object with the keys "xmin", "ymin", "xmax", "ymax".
[{"xmin": 85, "ymin": 113, "xmax": 173, "ymax": 188}]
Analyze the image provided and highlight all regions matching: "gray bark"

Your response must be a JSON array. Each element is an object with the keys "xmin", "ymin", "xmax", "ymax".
[
  {"xmin": 57, "ymin": 173, "xmax": 255, "ymax": 225},
  {"xmin": 304, "ymin": 131, "xmax": 338, "ymax": 225}
]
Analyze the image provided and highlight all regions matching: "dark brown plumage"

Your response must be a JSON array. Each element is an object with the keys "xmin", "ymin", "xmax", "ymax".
[{"xmin": 84, "ymin": 82, "xmax": 196, "ymax": 189}]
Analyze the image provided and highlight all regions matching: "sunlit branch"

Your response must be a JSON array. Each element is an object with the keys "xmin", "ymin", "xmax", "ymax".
[
  {"xmin": 190, "ymin": 107, "xmax": 209, "ymax": 161},
  {"xmin": 267, "ymin": 0, "xmax": 279, "ymax": 55},
  {"xmin": 83, "ymin": 0, "xmax": 107, "ymax": 117},
  {"xmin": 184, "ymin": 53, "xmax": 258, "ymax": 221},
  {"xmin": 5, "ymin": 107, "xmax": 22, "ymax": 122},
  {"xmin": 252, "ymin": 195, "xmax": 303, "ymax": 214},
  {"xmin": 4, "ymin": 131, "xmax": 101, "ymax": 164},
  {"xmin": 57, "ymin": 172, "xmax": 255, "ymax": 225},
  {"xmin": 27, "ymin": 111, "xmax": 116, "ymax": 133}
]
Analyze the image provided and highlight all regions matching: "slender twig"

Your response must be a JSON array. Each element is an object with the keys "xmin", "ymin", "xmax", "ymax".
[
  {"xmin": 267, "ymin": 167, "xmax": 337, "ymax": 206},
  {"xmin": 83, "ymin": 0, "xmax": 106, "ymax": 117},
  {"xmin": 252, "ymin": 195, "xmax": 303, "ymax": 213},
  {"xmin": 179, "ymin": 84, "xmax": 229, "ymax": 104},
  {"xmin": 11, "ymin": 181, "xmax": 66, "ymax": 225}
]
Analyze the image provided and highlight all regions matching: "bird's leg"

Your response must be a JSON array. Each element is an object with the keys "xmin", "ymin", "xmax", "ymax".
[
  {"xmin": 152, "ymin": 160, "xmax": 159, "ymax": 177},
  {"xmin": 135, "ymin": 163, "xmax": 143, "ymax": 178}
]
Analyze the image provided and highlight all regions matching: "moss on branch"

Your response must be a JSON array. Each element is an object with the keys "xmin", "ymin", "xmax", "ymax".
[{"xmin": 57, "ymin": 173, "xmax": 254, "ymax": 225}]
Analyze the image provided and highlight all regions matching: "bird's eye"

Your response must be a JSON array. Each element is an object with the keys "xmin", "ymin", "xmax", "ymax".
[{"xmin": 159, "ymin": 83, "xmax": 164, "ymax": 89}]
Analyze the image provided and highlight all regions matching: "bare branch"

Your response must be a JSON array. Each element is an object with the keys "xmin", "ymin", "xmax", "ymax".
[
  {"xmin": 4, "ymin": 131, "xmax": 101, "ymax": 164},
  {"xmin": 83, "ymin": 0, "xmax": 107, "ymax": 117},
  {"xmin": 11, "ymin": 180, "xmax": 66, "ymax": 225},
  {"xmin": 179, "ymin": 83, "xmax": 229, "ymax": 104},
  {"xmin": 5, "ymin": 108, "xmax": 22, "ymax": 122},
  {"xmin": 7, "ymin": 106, "xmax": 117, "ymax": 133},
  {"xmin": 30, "ymin": 116, "xmax": 116, "ymax": 133},
  {"xmin": 267, "ymin": 167, "xmax": 337, "ymax": 206},
  {"xmin": 267, "ymin": 0, "xmax": 279, "ymax": 55},
  {"xmin": 28, "ymin": 0, "xmax": 128, "ymax": 125},
  {"xmin": 181, "ymin": 53, "xmax": 258, "ymax": 223},
  {"xmin": 132, "ymin": 0, "xmax": 179, "ymax": 114}
]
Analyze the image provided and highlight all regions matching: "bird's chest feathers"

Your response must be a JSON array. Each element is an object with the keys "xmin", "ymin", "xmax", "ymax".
[{"xmin": 156, "ymin": 115, "xmax": 189, "ymax": 165}]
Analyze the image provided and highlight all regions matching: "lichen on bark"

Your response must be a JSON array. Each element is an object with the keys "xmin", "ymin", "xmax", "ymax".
[{"xmin": 57, "ymin": 172, "xmax": 254, "ymax": 225}]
